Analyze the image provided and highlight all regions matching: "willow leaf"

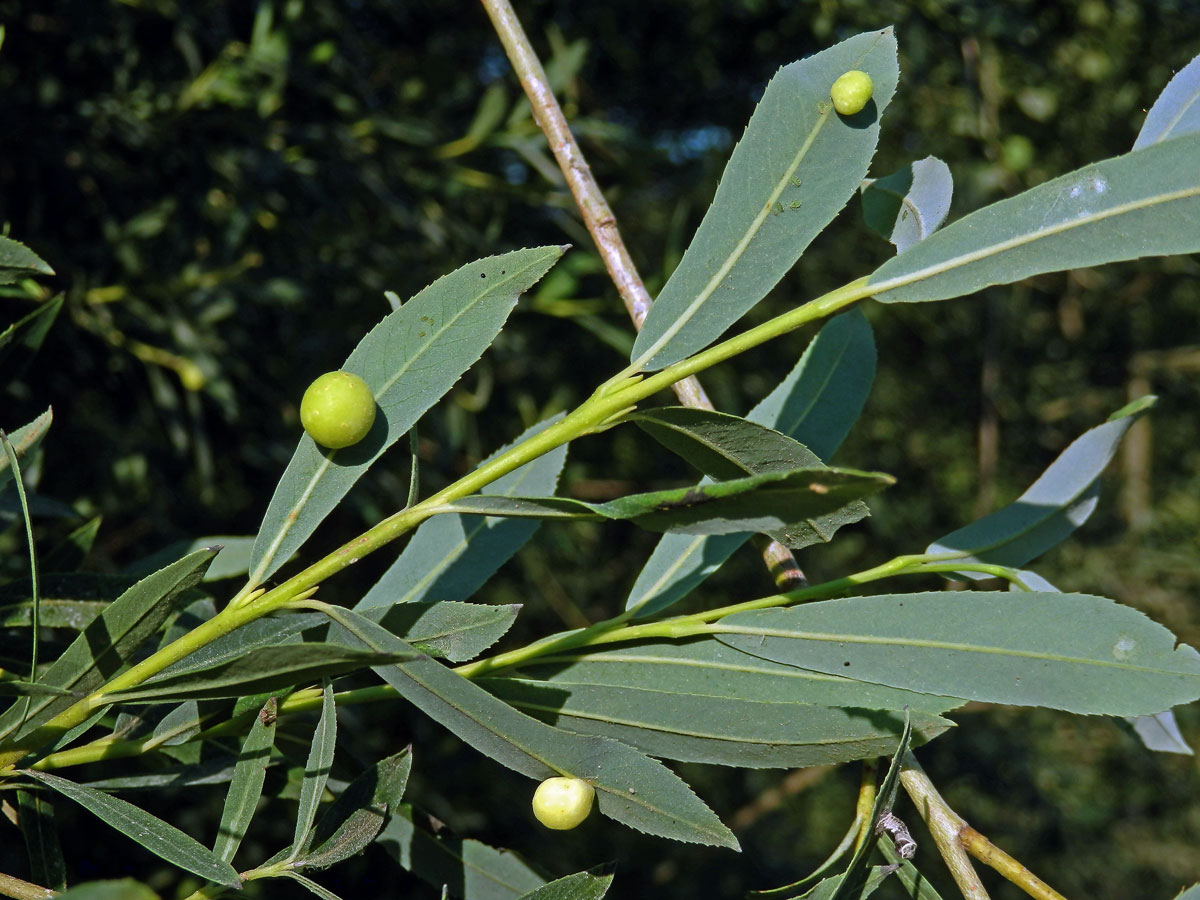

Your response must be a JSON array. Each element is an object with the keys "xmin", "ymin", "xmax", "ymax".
[
  {"xmin": 516, "ymin": 867, "xmax": 615, "ymax": 900},
  {"xmin": 716, "ymin": 592, "xmax": 1200, "ymax": 716},
  {"xmin": 860, "ymin": 156, "xmax": 953, "ymax": 252},
  {"xmin": 0, "ymin": 548, "xmax": 216, "ymax": 745},
  {"xmin": 377, "ymin": 807, "xmax": 548, "ymax": 900},
  {"xmin": 482, "ymin": 678, "xmax": 951, "ymax": 768},
  {"xmin": 869, "ymin": 133, "xmax": 1200, "ymax": 303},
  {"xmin": 25, "ymin": 770, "xmax": 240, "ymax": 888},
  {"xmin": 326, "ymin": 607, "xmax": 737, "ymax": 849},
  {"xmin": 1134, "ymin": 51, "xmax": 1200, "ymax": 148},
  {"xmin": 626, "ymin": 309, "xmax": 875, "ymax": 617},
  {"xmin": 0, "ymin": 235, "xmax": 54, "ymax": 283},
  {"xmin": 632, "ymin": 30, "xmax": 897, "ymax": 370},
  {"xmin": 359, "ymin": 416, "xmax": 567, "ymax": 611},
  {"xmin": 927, "ymin": 398, "xmax": 1153, "ymax": 576},
  {"xmin": 212, "ymin": 698, "xmax": 277, "ymax": 863},
  {"xmin": 250, "ymin": 246, "xmax": 565, "ymax": 584}
]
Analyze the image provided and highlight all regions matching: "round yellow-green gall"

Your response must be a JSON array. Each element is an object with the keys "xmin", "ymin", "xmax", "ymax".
[
  {"xmin": 532, "ymin": 776, "xmax": 594, "ymax": 830},
  {"xmin": 300, "ymin": 371, "xmax": 376, "ymax": 449},
  {"xmin": 830, "ymin": 70, "xmax": 874, "ymax": 116}
]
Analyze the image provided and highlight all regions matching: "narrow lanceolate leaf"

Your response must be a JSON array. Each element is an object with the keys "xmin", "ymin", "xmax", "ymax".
[
  {"xmin": 0, "ymin": 296, "xmax": 63, "ymax": 382},
  {"xmin": 1134, "ymin": 51, "xmax": 1200, "ymax": 148},
  {"xmin": 626, "ymin": 310, "xmax": 875, "ymax": 617},
  {"xmin": 0, "ymin": 548, "xmax": 216, "ymax": 745},
  {"xmin": 280, "ymin": 872, "xmax": 345, "ymax": 900},
  {"xmin": 293, "ymin": 680, "xmax": 337, "ymax": 857},
  {"xmin": 299, "ymin": 747, "xmax": 412, "ymax": 870},
  {"xmin": 716, "ymin": 592, "xmax": 1200, "ymax": 716},
  {"xmin": 326, "ymin": 608, "xmax": 738, "ymax": 849},
  {"xmin": 517, "ymin": 639, "xmax": 961, "ymax": 715},
  {"xmin": 377, "ymin": 807, "xmax": 548, "ymax": 900},
  {"xmin": 250, "ymin": 246, "xmax": 566, "ymax": 584},
  {"xmin": 106, "ymin": 644, "xmax": 409, "ymax": 703},
  {"xmin": 860, "ymin": 156, "xmax": 953, "ymax": 252},
  {"xmin": 927, "ymin": 398, "xmax": 1153, "ymax": 577},
  {"xmin": 361, "ymin": 601, "xmax": 520, "ymax": 663},
  {"xmin": 56, "ymin": 881, "xmax": 161, "ymax": 900},
  {"xmin": 0, "ymin": 407, "xmax": 52, "ymax": 491},
  {"xmin": 359, "ymin": 416, "xmax": 567, "ymax": 611},
  {"xmin": 515, "ymin": 867, "xmax": 615, "ymax": 900},
  {"xmin": 446, "ymin": 466, "xmax": 893, "ymax": 539},
  {"xmin": 632, "ymin": 30, "xmax": 898, "ymax": 370},
  {"xmin": 481, "ymin": 678, "xmax": 951, "ymax": 768},
  {"xmin": 213, "ymin": 698, "xmax": 278, "ymax": 863},
  {"xmin": 631, "ymin": 407, "xmax": 869, "ymax": 548},
  {"xmin": 0, "ymin": 235, "xmax": 54, "ymax": 284},
  {"xmin": 25, "ymin": 769, "xmax": 240, "ymax": 888},
  {"xmin": 869, "ymin": 133, "xmax": 1200, "ymax": 304}
]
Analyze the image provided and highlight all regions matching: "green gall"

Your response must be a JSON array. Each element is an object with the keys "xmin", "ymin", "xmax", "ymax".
[
  {"xmin": 830, "ymin": 70, "xmax": 874, "ymax": 116},
  {"xmin": 300, "ymin": 371, "xmax": 377, "ymax": 449},
  {"xmin": 532, "ymin": 776, "xmax": 594, "ymax": 830}
]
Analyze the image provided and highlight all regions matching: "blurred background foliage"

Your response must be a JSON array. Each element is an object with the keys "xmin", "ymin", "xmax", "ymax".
[{"xmin": 1, "ymin": 0, "xmax": 1198, "ymax": 897}]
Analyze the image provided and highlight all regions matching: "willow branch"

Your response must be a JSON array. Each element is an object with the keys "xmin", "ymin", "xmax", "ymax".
[
  {"xmin": 479, "ymin": 0, "xmax": 804, "ymax": 587},
  {"xmin": 900, "ymin": 754, "xmax": 1070, "ymax": 900}
]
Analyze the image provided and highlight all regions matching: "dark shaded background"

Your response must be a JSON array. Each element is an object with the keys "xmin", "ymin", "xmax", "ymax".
[{"xmin": 1, "ymin": 1, "xmax": 1198, "ymax": 897}]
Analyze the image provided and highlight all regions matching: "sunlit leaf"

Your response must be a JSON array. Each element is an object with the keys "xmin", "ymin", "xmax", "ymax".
[
  {"xmin": 860, "ymin": 156, "xmax": 953, "ymax": 252},
  {"xmin": 1134, "ymin": 51, "xmax": 1200, "ymax": 147},
  {"xmin": 632, "ymin": 30, "xmax": 897, "ymax": 370},
  {"xmin": 927, "ymin": 398, "xmax": 1153, "ymax": 576},
  {"xmin": 292, "ymin": 680, "xmax": 337, "ymax": 857},
  {"xmin": 250, "ymin": 246, "xmax": 566, "ymax": 584},
  {"xmin": 0, "ymin": 234, "xmax": 54, "ymax": 284},
  {"xmin": 869, "ymin": 134, "xmax": 1200, "ymax": 303},
  {"xmin": 716, "ymin": 592, "xmax": 1200, "ymax": 716}
]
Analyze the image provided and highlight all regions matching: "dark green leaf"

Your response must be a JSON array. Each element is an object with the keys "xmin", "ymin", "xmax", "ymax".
[
  {"xmin": 0, "ymin": 296, "xmax": 63, "ymax": 383},
  {"xmin": 25, "ymin": 769, "xmax": 240, "ymax": 888},
  {"xmin": 877, "ymin": 843, "xmax": 946, "ymax": 899},
  {"xmin": 106, "ymin": 644, "xmax": 410, "ymax": 703},
  {"xmin": 515, "ymin": 866, "xmax": 615, "ymax": 900},
  {"xmin": 860, "ymin": 157, "xmax": 953, "ymax": 252},
  {"xmin": 927, "ymin": 399, "xmax": 1153, "ymax": 576},
  {"xmin": 0, "ymin": 548, "xmax": 217, "ymax": 747},
  {"xmin": 626, "ymin": 310, "xmax": 875, "ymax": 617},
  {"xmin": 0, "ymin": 680, "xmax": 77, "ymax": 698},
  {"xmin": 365, "ymin": 601, "xmax": 521, "ymax": 663},
  {"xmin": 482, "ymin": 677, "xmax": 951, "ymax": 768},
  {"xmin": 869, "ymin": 134, "xmax": 1200, "ymax": 304},
  {"xmin": 1134, "ymin": 52, "xmax": 1200, "ymax": 147},
  {"xmin": 326, "ymin": 607, "xmax": 738, "ymax": 849},
  {"xmin": 212, "ymin": 698, "xmax": 278, "ymax": 863},
  {"xmin": 359, "ymin": 417, "xmax": 567, "ymax": 611},
  {"xmin": 299, "ymin": 747, "xmax": 413, "ymax": 870},
  {"xmin": 149, "ymin": 613, "xmax": 326, "ymax": 681},
  {"xmin": 18, "ymin": 788, "xmax": 66, "ymax": 891},
  {"xmin": 446, "ymin": 467, "xmax": 892, "ymax": 540},
  {"xmin": 377, "ymin": 807, "xmax": 548, "ymax": 900},
  {"xmin": 631, "ymin": 407, "xmax": 869, "ymax": 548},
  {"xmin": 84, "ymin": 757, "xmax": 243, "ymax": 792},
  {"xmin": 0, "ymin": 235, "xmax": 54, "ymax": 283},
  {"xmin": 292, "ymin": 680, "xmax": 337, "ymax": 856},
  {"xmin": 40, "ymin": 517, "xmax": 103, "ymax": 573},
  {"xmin": 632, "ymin": 30, "xmax": 897, "ymax": 369},
  {"xmin": 250, "ymin": 246, "xmax": 566, "ymax": 584},
  {"xmin": 716, "ymin": 592, "xmax": 1200, "ymax": 716}
]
